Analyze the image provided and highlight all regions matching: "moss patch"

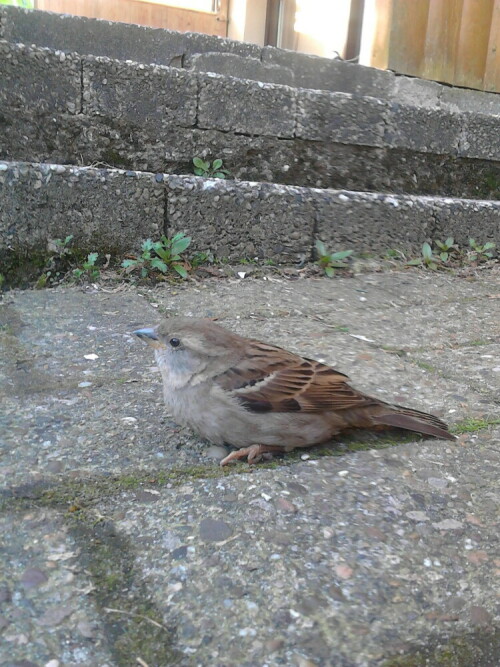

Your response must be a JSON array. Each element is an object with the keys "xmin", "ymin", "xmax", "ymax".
[
  {"xmin": 0, "ymin": 431, "xmax": 423, "ymax": 514},
  {"xmin": 2, "ymin": 418, "xmax": 492, "ymax": 515},
  {"xmin": 413, "ymin": 360, "xmax": 438, "ymax": 373},
  {"xmin": 382, "ymin": 628, "xmax": 500, "ymax": 666},
  {"xmin": 101, "ymin": 149, "xmax": 134, "ymax": 170},
  {"xmin": 452, "ymin": 417, "xmax": 500, "ymax": 434},
  {"xmin": 69, "ymin": 517, "xmax": 182, "ymax": 666}
]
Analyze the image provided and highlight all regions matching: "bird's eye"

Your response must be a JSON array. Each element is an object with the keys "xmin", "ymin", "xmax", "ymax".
[{"xmin": 169, "ymin": 337, "xmax": 181, "ymax": 348}]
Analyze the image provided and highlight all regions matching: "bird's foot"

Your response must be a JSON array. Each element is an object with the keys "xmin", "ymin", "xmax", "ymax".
[{"xmin": 219, "ymin": 444, "xmax": 284, "ymax": 466}]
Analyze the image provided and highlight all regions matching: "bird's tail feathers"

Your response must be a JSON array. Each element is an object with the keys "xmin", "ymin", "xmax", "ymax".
[{"xmin": 372, "ymin": 405, "xmax": 455, "ymax": 441}]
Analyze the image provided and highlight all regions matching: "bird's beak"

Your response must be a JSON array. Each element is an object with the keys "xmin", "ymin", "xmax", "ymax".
[{"xmin": 133, "ymin": 328, "xmax": 159, "ymax": 344}]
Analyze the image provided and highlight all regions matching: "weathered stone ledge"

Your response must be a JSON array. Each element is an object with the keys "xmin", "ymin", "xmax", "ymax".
[
  {"xmin": 2, "ymin": 4, "xmax": 500, "ymax": 117},
  {"xmin": 1, "ymin": 161, "xmax": 499, "ymax": 262}
]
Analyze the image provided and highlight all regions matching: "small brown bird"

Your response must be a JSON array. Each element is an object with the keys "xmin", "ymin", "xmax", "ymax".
[{"xmin": 134, "ymin": 317, "xmax": 455, "ymax": 466}]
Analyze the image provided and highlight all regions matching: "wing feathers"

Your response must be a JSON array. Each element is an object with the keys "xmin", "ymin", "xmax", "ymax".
[
  {"xmin": 214, "ymin": 338, "xmax": 454, "ymax": 441},
  {"xmin": 215, "ymin": 340, "xmax": 375, "ymax": 414}
]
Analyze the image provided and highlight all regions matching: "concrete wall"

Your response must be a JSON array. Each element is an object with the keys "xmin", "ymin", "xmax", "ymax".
[
  {"xmin": 2, "ymin": 162, "xmax": 498, "ymax": 263},
  {"xmin": 2, "ymin": 5, "xmax": 500, "ymax": 116},
  {"xmin": 2, "ymin": 40, "xmax": 500, "ymax": 201}
]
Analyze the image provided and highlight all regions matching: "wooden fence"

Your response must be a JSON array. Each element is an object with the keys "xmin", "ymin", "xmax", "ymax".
[
  {"xmin": 363, "ymin": 0, "xmax": 500, "ymax": 93},
  {"xmin": 35, "ymin": 0, "xmax": 229, "ymax": 35}
]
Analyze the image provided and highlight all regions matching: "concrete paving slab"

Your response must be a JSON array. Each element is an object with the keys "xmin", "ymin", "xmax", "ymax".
[
  {"xmin": 412, "ymin": 344, "xmax": 500, "ymax": 395},
  {"xmin": 0, "ymin": 508, "xmax": 112, "ymax": 666},
  {"xmin": 1, "ymin": 272, "xmax": 499, "ymax": 666},
  {"xmin": 97, "ymin": 435, "xmax": 500, "ymax": 666},
  {"xmin": 0, "ymin": 289, "xmax": 199, "ymax": 487}
]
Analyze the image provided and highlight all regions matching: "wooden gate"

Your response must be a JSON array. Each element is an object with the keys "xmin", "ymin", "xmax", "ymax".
[
  {"xmin": 34, "ymin": 0, "xmax": 229, "ymax": 36},
  {"xmin": 362, "ymin": 0, "xmax": 500, "ymax": 93}
]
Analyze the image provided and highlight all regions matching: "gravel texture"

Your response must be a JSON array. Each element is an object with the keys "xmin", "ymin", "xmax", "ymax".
[
  {"xmin": 198, "ymin": 73, "xmax": 296, "ymax": 137},
  {"xmin": 2, "ymin": 37, "xmax": 500, "ymax": 199},
  {"xmin": 0, "ymin": 162, "xmax": 164, "ymax": 256},
  {"xmin": 82, "ymin": 55, "xmax": 198, "ymax": 132},
  {"xmin": 384, "ymin": 104, "xmax": 463, "ymax": 155},
  {"xmin": 3, "ymin": 3, "xmax": 500, "ymax": 119},
  {"xmin": 2, "ymin": 162, "xmax": 499, "ymax": 264},
  {"xmin": 165, "ymin": 175, "xmax": 315, "ymax": 261},
  {"xmin": 104, "ymin": 440, "xmax": 500, "ymax": 666},
  {"xmin": 296, "ymin": 91, "xmax": 387, "ymax": 146},
  {"xmin": 0, "ymin": 39, "xmax": 81, "ymax": 114},
  {"xmin": 3, "ymin": 110, "xmax": 500, "ymax": 200},
  {"xmin": 0, "ymin": 509, "xmax": 113, "ymax": 665}
]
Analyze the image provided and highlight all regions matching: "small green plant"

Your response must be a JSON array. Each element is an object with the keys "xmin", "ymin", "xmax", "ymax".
[
  {"xmin": 434, "ymin": 237, "xmax": 458, "ymax": 263},
  {"xmin": 190, "ymin": 250, "xmax": 214, "ymax": 268},
  {"xmin": 193, "ymin": 157, "xmax": 230, "ymax": 179},
  {"xmin": 122, "ymin": 233, "xmax": 191, "ymax": 279},
  {"xmin": 385, "ymin": 248, "xmax": 403, "ymax": 259},
  {"xmin": 0, "ymin": 273, "xmax": 4, "ymax": 290},
  {"xmin": 467, "ymin": 238, "xmax": 496, "ymax": 262},
  {"xmin": 315, "ymin": 240, "xmax": 353, "ymax": 277},
  {"xmin": 50, "ymin": 235, "xmax": 74, "ymax": 255},
  {"xmin": 73, "ymin": 252, "xmax": 100, "ymax": 281},
  {"xmin": 407, "ymin": 237, "xmax": 496, "ymax": 271},
  {"xmin": 407, "ymin": 242, "xmax": 441, "ymax": 270}
]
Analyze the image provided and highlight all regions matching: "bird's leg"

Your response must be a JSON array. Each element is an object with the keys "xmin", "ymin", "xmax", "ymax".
[{"xmin": 219, "ymin": 444, "xmax": 285, "ymax": 466}]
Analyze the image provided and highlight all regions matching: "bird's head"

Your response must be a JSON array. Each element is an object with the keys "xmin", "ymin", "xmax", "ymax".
[{"xmin": 133, "ymin": 317, "xmax": 242, "ymax": 384}]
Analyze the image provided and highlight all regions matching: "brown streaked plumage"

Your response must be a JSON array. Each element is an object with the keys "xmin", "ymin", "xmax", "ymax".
[{"xmin": 134, "ymin": 317, "xmax": 455, "ymax": 465}]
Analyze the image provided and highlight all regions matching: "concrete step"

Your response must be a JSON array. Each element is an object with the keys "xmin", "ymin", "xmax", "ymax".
[
  {"xmin": 1, "ymin": 39, "xmax": 500, "ymax": 200},
  {"xmin": 1, "ymin": 160, "xmax": 498, "ymax": 269},
  {"xmin": 3, "ymin": 4, "xmax": 500, "ymax": 117}
]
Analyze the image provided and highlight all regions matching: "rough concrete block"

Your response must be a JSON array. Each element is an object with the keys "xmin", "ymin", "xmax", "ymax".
[
  {"xmin": 82, "ymin": 55, "xmax": 197, "ymax": 132},
  {"xmin": 431, "ymin": 197, "xmax": 500, "ymax": 246},
  {"xmin": 0, "ymin": 161, "xmax": 164, "ymax": 254},
  {"xmin": 0, "ymin": 108, "xmax": 200, "ymax": 174},
  {"xmin": 198, "ymin": 74, "xmax": 296, "ymax": 137},
  {"xmin": 185, "ymin": 52, "xmax": 295, "ymax": 86},
  {"xmin": 440, "ymin": 86, "xmax": 500, "ymax": 116},
  {"xmin": 391, "ymin": 76, "xmax": 442, "ymax": 109},
  {"xmin": 166, "ymin": 176, "xmax": 314, "ymax": 261},
  {"xmin": 296, "ymin": 90, "xmax": 386, "ymax": 146},
  {"xmin": 262, "ymin": 46, "xmax": 395, "ymax": 98},
  {"xmin": 385, "ymin": 104, "xmax": 462, "ymax": 155},
  {"xmin": 3, "ymin": 105, "xmax": 500, "ymax": 203},
  {"xmin": 0, "ymin": 40, "xmax": 81, "ymax": 113},
  {"xmin": 315, "ymin": 191, "xmax": 433, "ymax": 252},
  {"xmin": 459, "ymin": 112, "xmax": 500, "ymax": 161},
  {"xmin": 2, "ymin": 5, "xmax": 260, "ymax": 66}
]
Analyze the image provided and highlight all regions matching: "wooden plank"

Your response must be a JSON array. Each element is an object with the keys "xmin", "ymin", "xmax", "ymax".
[
  {"xmin": 360, "ymin": 0, "xmax": 394, "ymax": 70},
  {"xmin": 454, "ymin": 0, "xmax": 494, "ymax": 89},
  {"xmin": 421, "ymin": 0, "xmax": 464, "ymax": 85},
  {"xmin": 35, "ymin": 0, "xmax": 228, "ymax": 36},
  {"xmin": 387, "ymin": 0, "xmax": 430, "ymax": 76},
  {"xmin": 345, "ymin": 0, "xmax": 365, "ymax": 61},
  {"xmin": 484, "ymin": 0, "xmax": 500, "ymax": 91}
]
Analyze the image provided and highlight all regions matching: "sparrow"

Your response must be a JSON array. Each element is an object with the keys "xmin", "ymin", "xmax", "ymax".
[{"xmin": 134, "ymin": 317, "xmax": 455, "ymax": 466}]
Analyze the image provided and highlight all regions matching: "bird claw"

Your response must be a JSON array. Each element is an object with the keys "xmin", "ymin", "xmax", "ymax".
[{"xmin": 219, "ymin": 444, "xmax": 283, "ymax": 466}]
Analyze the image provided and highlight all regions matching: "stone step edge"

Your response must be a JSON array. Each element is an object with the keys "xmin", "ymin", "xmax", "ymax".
[
  {"xmin": 2, "ymin": 4, "xmax": 500, "ymax": 117},
  {"xmin": 2, "ymin": 40, "xmax": 500, "ymax": 165},
  {"xmin": 1, "ymin": 161, "xmax": 498, "ymax": 266}
]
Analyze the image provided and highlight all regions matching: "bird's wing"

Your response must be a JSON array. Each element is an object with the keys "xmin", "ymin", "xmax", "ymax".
[{"xmin": 214, "ymin": 340, "xmax": 378, "ymax": 413}]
